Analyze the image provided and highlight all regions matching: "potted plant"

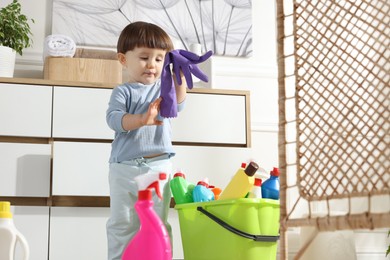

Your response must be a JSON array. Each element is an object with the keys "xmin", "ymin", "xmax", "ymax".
[{"xmin": 0, "ymin": 0, "xmax": 34, "ymax": 77}]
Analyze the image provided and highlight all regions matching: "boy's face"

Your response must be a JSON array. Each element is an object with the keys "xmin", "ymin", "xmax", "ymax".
[{"xmin": 118, "ymin": 47, "xmax": 167, "ymax": 85}]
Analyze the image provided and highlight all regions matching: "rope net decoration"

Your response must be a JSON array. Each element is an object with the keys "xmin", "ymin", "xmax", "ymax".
[{"xmin": 276, "ymin": 0, "xmax": 389, "ymax": 258}]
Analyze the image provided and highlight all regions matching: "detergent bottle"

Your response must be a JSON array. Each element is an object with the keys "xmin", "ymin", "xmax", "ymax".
[
  {"xmin": 247, "ymin": 177, "xmax": 262, "ymax": 198},
  {"xmin": 0, "ymin": 201, "xmax": 30, "ymax": 260},
  {"xmin": 218, "ymin": 161, "xmax": 259, "ymax": 200},
  {"xmin": 193, "ymin": 181, "xmax": 215, "ymax": 202},
  {"xmin": 209, "ymin": 185, "xmax": 222, "ymax": 200},
  {"xmin": 122, "ymin": 172, "xmax": 172, "ymax": 260},
  {"xmin": 169, "ymin": 170, "xmax": 195, "ymax": 204},
  {"xmin": 261, "ymin": 167, "xmax": 280, "ymax": 200}
]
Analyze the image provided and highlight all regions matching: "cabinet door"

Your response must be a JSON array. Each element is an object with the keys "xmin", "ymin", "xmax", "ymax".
[
  {"xmin": 52, "ymin": 86, "xmax": 113, "ymax": 139},
  {"xmin": 0, "ymin": 142, "xmax": 51, "ymax": 197},
  {"xmin": 52, "ymin": 141, "xmax": 111, "ymax": 196},
  {"xmin": 169, "ymin": 209, "xmax": 184, "ymax": 260},
  {"xmin": 171, "ymin": 92, "xmax": 249, "ymax": 146},
  {"xmin": 49, "ymin": 207, "xmax": 109, "ymax": 260},
  {"xmin": 13, "ymin": 206, "xmax": 50, "ymax": 260},
  {"xmin": 0, "ymin": 83, "xmax": 52, "ymax": 137}
]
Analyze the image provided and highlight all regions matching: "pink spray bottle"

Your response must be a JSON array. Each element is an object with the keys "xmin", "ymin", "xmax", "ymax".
[{"xmin": 121, "ymin": 172, "xmax": 172, "ymax": 260}]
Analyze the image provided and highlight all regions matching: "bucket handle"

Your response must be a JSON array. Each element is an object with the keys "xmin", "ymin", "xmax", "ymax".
[{"xmin": 197, "ymin": 206, "xmax": 280, "ymax": 242}]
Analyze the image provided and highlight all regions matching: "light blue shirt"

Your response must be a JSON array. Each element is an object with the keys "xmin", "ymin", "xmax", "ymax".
[{"xmin": 106, "ymin": 80, "xmax": 184, "ymax": 163}]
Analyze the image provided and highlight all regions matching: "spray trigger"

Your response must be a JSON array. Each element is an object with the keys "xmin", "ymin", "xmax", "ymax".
[{"xmin": 138, "ymin": 172, "xmax": 167, "ymax": 199}]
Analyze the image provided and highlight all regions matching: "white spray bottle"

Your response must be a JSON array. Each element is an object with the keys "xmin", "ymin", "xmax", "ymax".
[
  {"xmin": 122, "ymin": 172, "xmax": 172, "ymax": 260},
  {"xmin": 0, "ymin": 201, "xmax": 30, "ymax": 260}
]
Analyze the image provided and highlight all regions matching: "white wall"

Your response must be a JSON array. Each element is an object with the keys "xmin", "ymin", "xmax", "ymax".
[{"xmin": 5, "ymin": 0, "xmax": 388, "ymax": 259}]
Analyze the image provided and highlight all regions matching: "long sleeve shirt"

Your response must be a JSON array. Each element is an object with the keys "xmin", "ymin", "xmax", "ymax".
[{"xmin": 106, "ymin": 80, "xmax": 184, "ymax": 163}]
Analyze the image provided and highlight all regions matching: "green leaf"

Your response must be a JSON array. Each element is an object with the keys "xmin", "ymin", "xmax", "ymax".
[
  {"xmin": 0, "ymin": 0, "xmax": 34, "ymax": 55},
  {"xmin": 387, "ymin": 230, "xmax": 390, "ymax": 257}
]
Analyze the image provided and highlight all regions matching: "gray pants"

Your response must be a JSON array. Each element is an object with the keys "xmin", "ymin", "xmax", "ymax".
[{"xmin": 106, "ymin": 155, "xmax": 173, "ymax": 260}]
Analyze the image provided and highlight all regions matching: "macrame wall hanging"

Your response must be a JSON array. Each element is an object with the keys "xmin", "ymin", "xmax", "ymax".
[{"xmin": 276, "ymin": 0, "xmax": 389, "ymax": 258}]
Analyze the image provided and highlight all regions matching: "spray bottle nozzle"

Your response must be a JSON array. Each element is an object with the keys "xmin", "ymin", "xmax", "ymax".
[
  {"xmin": 146, "ymin": 182, "xmax": 162, "ymax": 199},
  {"xmin": 135, "ymin": 172, "xmax": 168, "ymax": 200}
]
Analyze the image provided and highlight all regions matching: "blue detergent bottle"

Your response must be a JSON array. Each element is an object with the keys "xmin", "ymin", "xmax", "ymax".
[
  {"xmin": 261, "ymin": 167, "xmax": 280, "ymax": 200},
  {"xmin": 193, "ymin": 181, "xmax": 215, "ymax": 202}
]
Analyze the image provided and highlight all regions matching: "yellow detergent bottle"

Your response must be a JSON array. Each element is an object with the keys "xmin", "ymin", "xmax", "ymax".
[
  {"xmin": 0, "ymin": 201, "xmax": 29, "ymax": 260},
  {"xmin": 219, "ymin": 161, "xmax": 259, "ymax": 200}
]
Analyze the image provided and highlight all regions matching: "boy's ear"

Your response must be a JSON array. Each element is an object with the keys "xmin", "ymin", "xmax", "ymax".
[{"xmin": 117, "ymin": 53, "xmax": 126, "ymax": 65}]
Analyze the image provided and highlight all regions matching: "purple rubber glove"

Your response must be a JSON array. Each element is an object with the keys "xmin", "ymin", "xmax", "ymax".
[
  {"xmin": 160, "ymin": 52, "xmax": 177, "ymax": 118},
  {"xmin": 170, "ymin": 49, "xmax": 213, "ymax": 89},
  {"xmin": 160, "ymin": 49, "xmax": 213, "ymax": 118}
]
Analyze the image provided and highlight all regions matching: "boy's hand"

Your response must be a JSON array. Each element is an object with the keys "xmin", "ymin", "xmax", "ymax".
[{"xmin": 142, "ymin": 98, "xmax": 163, "ymax": 126}]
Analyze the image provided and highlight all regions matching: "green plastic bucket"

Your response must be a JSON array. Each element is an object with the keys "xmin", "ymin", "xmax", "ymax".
[{"xmin": 175, "ymin": 198, "xmax": 280, "ymax": 260}]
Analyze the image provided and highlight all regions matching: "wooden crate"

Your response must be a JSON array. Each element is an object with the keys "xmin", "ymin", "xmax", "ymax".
[{"xmin": 44, "ymin": 57, "xmax": 122, "ymax": 84}]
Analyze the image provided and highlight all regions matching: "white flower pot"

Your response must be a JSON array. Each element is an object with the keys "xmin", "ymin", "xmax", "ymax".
[{"xmin": 0, "ymin": 46, "xmax": 16, "ymax": 77}]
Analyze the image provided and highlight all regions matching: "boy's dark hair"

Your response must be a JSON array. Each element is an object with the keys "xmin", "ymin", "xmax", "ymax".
[{"xmin": 117, "ymin": 21, "xmax": 174, "ymax": 54}]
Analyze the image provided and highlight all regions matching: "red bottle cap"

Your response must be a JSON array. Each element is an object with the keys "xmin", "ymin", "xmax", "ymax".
[
  {"xmin": 254, "ymin": 178, "xmax": 262, "ymax": 187},
  {"xmin": 241, "ymin": 162, "xmax": 247, "ymax": 168},
  {"xmin": 197, "ymin": 181, "xmax": 209, "ymax": 187},
  {"xmin": 138, "ymin": 189, "xmax": 152, "ymax": 200},
  {"xmin": 173, "ymin": 172, "xmax": 185, "ymax": 178},
  {"xmin": 271, "ymin": 167, "xmax": 280, "ymax": 177}
]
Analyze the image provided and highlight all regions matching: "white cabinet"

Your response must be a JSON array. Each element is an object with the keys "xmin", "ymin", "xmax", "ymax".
[
  {"xmin": 172, "ymin": 92, "xmax": 249, "ymax": 145},
  {"xmin": 49, "ymin": 207, "xmax": 109, "ymax": 260},
  {"xmin": 0, "ymin": 79, "xmax": 251, "ymax": 260},
  {"xmin": 52, "ymin": 86, "xmax": 113, "ymax": 139},
  {"xmin": 169, "ymin": 209, "xmax": 184, "ymax": 260},
  {"xmin": 52, "ymin": 141, "xmax": 111, "ymax": 196},
  {"xmin": 0, "ymin": 142, "xmax": 51, "ymax": 197},
  {"xmin": 12, "ymin": 206, "xmax": 50, "ymax": 260},
  {"xmin": 0, "ymin": 83, "xmax": 52, "ymax": 137},
  {"xmin": 51, "ymin": 86, "xmax": 250, "ymax": 146}
]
